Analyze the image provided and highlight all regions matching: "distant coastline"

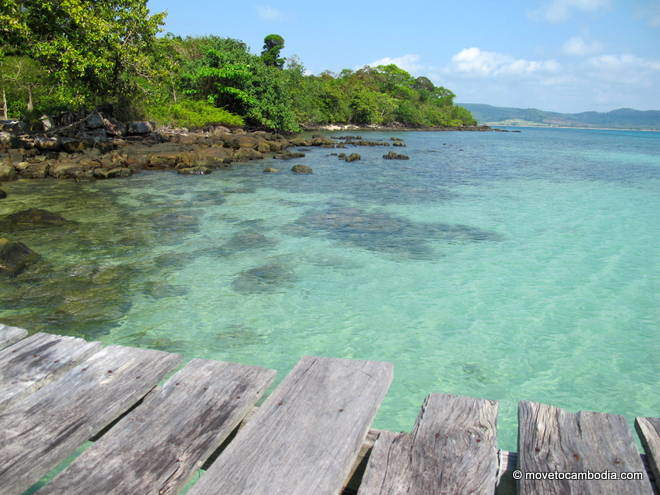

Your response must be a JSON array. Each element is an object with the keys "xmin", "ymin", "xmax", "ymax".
[
  {"xmin": 490, "ymin": 123, "xmax": 660, "ymax": 132},
  {"xmin": 459, "ymin": 103, "xmax": 660, "ymax": 132}
]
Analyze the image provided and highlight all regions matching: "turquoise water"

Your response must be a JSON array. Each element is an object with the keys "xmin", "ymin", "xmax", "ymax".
[{"xmin": 1, "ymin": 127, "xmax": 658, "ymax": 450}]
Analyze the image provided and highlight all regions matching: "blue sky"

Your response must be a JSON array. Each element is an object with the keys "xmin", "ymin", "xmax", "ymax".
[{"xmin": 147, "ymin": 0, "xmax": 660, "ymax": 112}]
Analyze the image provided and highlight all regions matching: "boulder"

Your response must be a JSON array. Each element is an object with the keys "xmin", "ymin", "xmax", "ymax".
[
  {"xmin": 94, "ymin": 167, "xmax": 132, "ymax": 179},
  {"xmin": 0, "ymin": 238, "xmax": 40, "ymax": 277},
  {"xmin": 311, "ymin": 136, "xmax": 333, "ymax": 146},
  {"xmin": 103, "ymin": 117, "xmax": 126, "ymax": 137},
  {"xmin": 274, "ymin": 152, "xmax": 305, "ymax": 160},
  {"xmin": 267, "ymin": 140, "xmax": 286, "ymax": 152},
  {"xmin": 344, "ymin": 153, "xmax": 361, "ymax": 162},
  {"xmin": 392, "ymin": 141, "xmax": 406, "ymax": 147},
  {"xmin": 236, "ymin": 136, "xmax": 259, "ymax": 149},
  {"xmin": 34, "ymin": 136, "xmax": 61, "ymax": 152},
  {"xmin": 256, "ymin": 140, "xmax": 271, "ymax": 154},
  {"xmin": 17, "ymin": 162, "xmax": 49, "ymax": 179},
  {"xmin": 233, "ymin": 148, "xmax": 264, "ymax": 161},
  {"xmin": 145, "ymin": 151, "xmax": 181, "ymax": 169},
  {"xmin": 383, "ymin": 151, "xmax": 409, "ymax": 160},
  {"xmin": 40, "ymin": 115, "xmax": 55, "ymax": 131},
  {"xmin": 291, "ymin": 164, "xmax": 313, "ymax": 174},
  {"xmin": 0, "ymin": 163, "xmax": 16, "ymax": 181},
  {"xmin": 50, "ymin": 160, "xmax": 95, "ymax": 179},
  {"xmin": 0, "ymin": 131, "xmax": 11, "ymax": 148},
  {"xmin": 13, "ymin": 135, "xmax": 35, "ymax": 149},
  {"xmin": 60, "ymin": 137, "xmax": 88, "ymax": 153},
  {"xmin": 263, "ymin": 167, "xmax": 279, "ymax": 173},
  {"xmin": 85, "ymin": 112, "xmax": 105, "ymax": 129},
  {"xmin": 177, "ymin": 166, "xmax": 212, "ymax": 175},
  {"xmin": 127, "ymin": 121, "xmax": 154, "ymax": 135},
  {"xmin": 288, "ymin": 137, "xmax": 311, "ymax": 147}
]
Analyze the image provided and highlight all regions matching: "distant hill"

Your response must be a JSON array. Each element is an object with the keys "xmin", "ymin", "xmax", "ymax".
[{"xmin": 458, "ymin": 103, "xmax": 660, "ymax": 130}]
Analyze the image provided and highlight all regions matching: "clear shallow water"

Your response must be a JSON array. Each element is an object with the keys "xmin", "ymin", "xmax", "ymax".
[{"xmin": 1, "ymin": 127, "xmax": 658, "ymax": 450}]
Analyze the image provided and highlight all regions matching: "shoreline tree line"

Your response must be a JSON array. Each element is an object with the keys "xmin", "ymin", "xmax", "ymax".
[{"xmin": 0, "ymin": 0, "xmax": 476, "ymax": 132}]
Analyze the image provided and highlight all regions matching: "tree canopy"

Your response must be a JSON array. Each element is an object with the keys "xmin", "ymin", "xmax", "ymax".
[{"xmin": 0, "ymin": 9, "xmax": 476, "ymax": 131}]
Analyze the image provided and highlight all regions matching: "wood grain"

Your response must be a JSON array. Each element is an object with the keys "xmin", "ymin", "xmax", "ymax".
[
  {"xmin": 518, "ymin": 400, "xmax": 654, "ymax": 494},
  {"xmin": 636, "ymin": 417, "xmax": 660, "ymax": 492},
  {"xmin": 0, "ymin": 332, "xmax": 101, "ymax": 411},
  {"xmin": 0, "ymin": 345, "xmax": 180, "ymax": 495},
  {"xmin": 38, "ymin": 358, "xmax": 276, "ymax": 495},
  {"xmin": 358, "ymin": 393, "xmax": 499, "ymax": 494},
  {"xmin": 0, "ymin": 324, "xmax": 27, "ymax": 350},
  {"xmin": 188, "ymin": 356, "xmax": 393, "ymax": 495}
]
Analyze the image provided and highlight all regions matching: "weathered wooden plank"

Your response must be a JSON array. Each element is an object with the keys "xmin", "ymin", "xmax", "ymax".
[
  {"xmin": 636, "ymin": 417, "xmax": 660, "ymax": 491},
  {"xmin": 518, "ymin": 400, "xmax": 654, "ymax": 494},
  {"xmin": 0, "ymin": 332, "xmax": 101, "ymax": 411},
  {"xmin": 358, "ymin": 394, "xmax": 499, "ymax": 494},
  {"xmin": 0, "ymin": 324, "xmax": 27, "ymax": 350},
  {"xmin": 0, "ymin": 345, "xmax": 180, "ymax": 495},
  {"xmin": 189, "ymin": 356, "xmax": 393, "ymax": 495},
  {"xmin": 38, "ymin": 358, "xmax": 276, "ymax": 495}
]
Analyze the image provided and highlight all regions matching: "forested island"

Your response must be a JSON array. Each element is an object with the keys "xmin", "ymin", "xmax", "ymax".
[
  {"xmin": 0, "ymin": 0, "xmax": 475, "ymax": 132},
  {"xmin": 461, "ymin": 103, "xmax": 660, "ymax": 131}
]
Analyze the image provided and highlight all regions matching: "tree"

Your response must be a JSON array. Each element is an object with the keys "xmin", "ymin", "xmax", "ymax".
[
  {"xmin": 0, "ymin": 56, "xmax": 47, "ymax": 118},
  {"xmin": 0, "ymin": 0, "xmax": 165, "ymax": 104},
  {"xmin": 182, "ymin": 37, "xmax": 299, "ymax": 131},
  {"xmin": 261, "ymin": 34, "xmax": 285, "ymax": 69}
]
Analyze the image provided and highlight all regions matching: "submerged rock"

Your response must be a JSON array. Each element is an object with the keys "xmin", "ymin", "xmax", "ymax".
[
  {"xmin": 4, "ymin": 208, "xmax": 69, "ymax": 227},
  {"xmin": 142, "ymin": 280, "xmax": 189, "ymax": 299},
  {"xmin": 231, "ymin": 263, "xmax": 296, "ymax": 293},
  {"xmin": 190, "ymin": 191, "xmax": 226, "ymax": 205},
  {"xmin": 263, "ymin": 167, "xmax": 279, "ymax": 173},
  {"xmin": 286, "ymin": 206, "xmax": 501, "ymax": 259},
  {"xmin": 0, "ymin": 238, "xmax": 40, "ymax": 277},
  {"xmin": 223, "ymin": 231, "xmax": 277, "ymax": 251},
  {"xmin": 0, "ymin": 189, "xmax": 6, "ymax": 199},
  {"xmin": 291, "ymin": 164, "xmax": 313, "ymax": 174}
]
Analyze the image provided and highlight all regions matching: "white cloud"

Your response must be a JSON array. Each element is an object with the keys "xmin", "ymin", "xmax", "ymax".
[
  {"xmin": 562, "ymin": 36, "xmax": 603, "ymax": 56},
  {"xmin": 256, "ymin": 5, "xmax": 284, "ymax": 21},
  {"xmin": 533, "ymin": 0, "xmax": 610, "ymax": 22},
  {"xmin": 449, "ymin": 47, "xmax": 560, "ymax": 77},
  {"xmin": 367, "ymin": 54, "xmax": 424, "ymax": 73},
  {"xmin": 588, "ymin": 53, "xmax": 660, "ymax": 71}
]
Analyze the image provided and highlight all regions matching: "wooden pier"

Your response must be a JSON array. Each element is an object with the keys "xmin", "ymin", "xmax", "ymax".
[{"xmin": 0, "ymin": 324, "xmax": 657, "ymax": 494}]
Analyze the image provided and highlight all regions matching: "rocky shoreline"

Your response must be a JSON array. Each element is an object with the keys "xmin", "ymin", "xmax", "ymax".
[{"xmin": 0, "ymin": 112, "xmax": 511, "ymax": 191}]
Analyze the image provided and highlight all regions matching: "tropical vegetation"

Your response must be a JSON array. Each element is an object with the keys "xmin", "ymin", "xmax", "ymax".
[{"xmin": 0, "ymin": 0, "xmax": 475, "ymax": 132}]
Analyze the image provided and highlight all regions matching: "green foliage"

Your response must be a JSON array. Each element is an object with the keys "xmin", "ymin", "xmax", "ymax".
[
  {"xmin": 145, "ymin": 100, "xmax": 244, "ymax": 128},
  {"xmin": 261, "ymin": 34, "xmax": 285, "ymax": 69},
  {"xmin": 0, "ymin": 2, "xmax": 475, "ymax": 131},
  {"xmin": 0, "ymin": 0, "xmax": 165, "ymax": 104},
  {"xmin": 181, "ymin": 37, "xmax": 299, "ymax": 132}
]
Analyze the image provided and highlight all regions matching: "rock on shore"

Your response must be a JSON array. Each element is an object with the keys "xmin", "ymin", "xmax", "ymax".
[{"xmin": 0, "ymin": 112, "xmax": 342, "ymax": 182}]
